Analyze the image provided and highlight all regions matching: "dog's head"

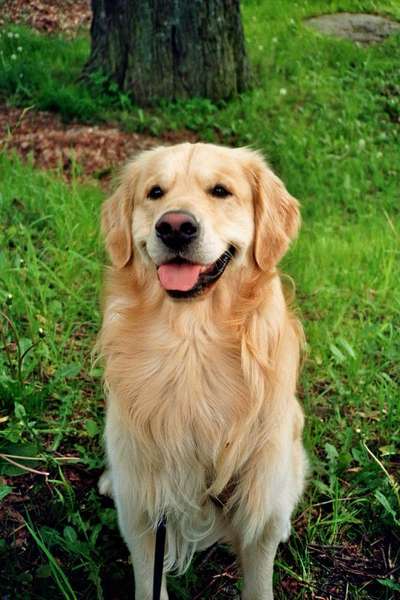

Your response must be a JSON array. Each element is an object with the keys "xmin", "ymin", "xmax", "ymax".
[{"xmin": 102, "ymin": 143, "xmax": 300, "ymax": 299}]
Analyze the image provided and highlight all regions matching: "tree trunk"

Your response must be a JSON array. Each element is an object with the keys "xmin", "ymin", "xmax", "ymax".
[{"xmin": 84, "ymin": 0, "xmax": 249, "ymax": 106}]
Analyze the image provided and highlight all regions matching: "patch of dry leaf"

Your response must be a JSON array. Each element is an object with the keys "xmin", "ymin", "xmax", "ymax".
[
  {"xmin": 0, "ymin": 0, "xmax": 91, "ymax": 36},
  {"xmin": 0, "ymin": 105, "xmax": 197, "ymax": 184}
]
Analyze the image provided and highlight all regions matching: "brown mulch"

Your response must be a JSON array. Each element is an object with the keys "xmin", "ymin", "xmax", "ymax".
[
  {"xmin": 0, "ymin": 0, "xmax": 92, "ymax": 36},
  {"xmin": 0, "ymin": 104, "xmax": 197, "ymax": 183}
]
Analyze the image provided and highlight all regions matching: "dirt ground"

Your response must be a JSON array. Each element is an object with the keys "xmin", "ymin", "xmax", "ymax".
[
  {"xmin": 0, "ymin": 104, "xmax": 197, "ymax": 184},
  {"xmin": 0, "ymin": 0, "xmax": 91, "ymax": 36}
]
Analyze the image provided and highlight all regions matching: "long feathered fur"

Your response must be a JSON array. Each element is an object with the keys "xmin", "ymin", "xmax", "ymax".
[{"xmin": 98, "ymin": 144, "xmax": 307, "ymax": 576}]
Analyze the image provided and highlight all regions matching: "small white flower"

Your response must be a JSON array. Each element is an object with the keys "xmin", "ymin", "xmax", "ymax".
[
  {"xmin": 355, "ymin": 428, "xmax": 361, "ymax": 433},
  {"xmin": 17, "ymin": 46, "xmax": 22, "ymax": 52},
  {"xmin": 14, "ymin": 32, "xmax": 19, "ymax": 38},
  {"xmin": 7, "ymin": 32, "xmax": 13, "ymax": 38},
  {"xmin": 279, "ymin": 88, "xmax": 287, "ymax": 96},
  {"xmin": 11, "ymin": 54, "xmax": 17, "ymax": 60}
]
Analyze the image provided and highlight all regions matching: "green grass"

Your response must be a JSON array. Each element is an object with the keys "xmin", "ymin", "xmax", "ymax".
[{"xmin": 1, "ymin": 0, "xmax": 399, "ymax": 598}]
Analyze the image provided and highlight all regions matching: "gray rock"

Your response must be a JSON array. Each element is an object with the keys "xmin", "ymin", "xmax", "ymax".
[{"xmin": 305, "ymin": 12, "xmax": 400, "ymax": 44}]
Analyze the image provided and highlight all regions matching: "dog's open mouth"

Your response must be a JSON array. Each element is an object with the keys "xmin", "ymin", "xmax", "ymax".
[{"xmin": 157, "ymin": 245, "xmax": 236, "ymax": 298}]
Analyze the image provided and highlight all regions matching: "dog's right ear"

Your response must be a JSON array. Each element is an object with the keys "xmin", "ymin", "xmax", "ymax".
[
  {"xmin": 101, "ymin": 185, "xmax": 133, "ymax": 268},
  {"xmin": 101, "ymin": 165, "xmax": 138, "ymax": 269}
]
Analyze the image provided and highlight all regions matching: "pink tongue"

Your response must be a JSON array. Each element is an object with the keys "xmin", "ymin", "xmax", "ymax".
[{"xmin": 158, "ymin": 263, "xmax": 203, "ymax": 291}]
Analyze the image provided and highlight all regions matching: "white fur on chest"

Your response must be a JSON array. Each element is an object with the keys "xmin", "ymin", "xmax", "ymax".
[
  {"xmin": 126, "ymin": 314, "xmax": 244, "ymax": 466},
  {"xmin": 104, "ymin": 299, "xmax": 245, "ymax": 498}
]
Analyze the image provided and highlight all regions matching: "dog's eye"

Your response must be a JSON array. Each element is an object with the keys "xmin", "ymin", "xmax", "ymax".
[
  {"xmin": 210, "ymin": 185, "xmax": 231, "ymax": 198},
  {"xmin": 147, "ymin": 185, "xmax": 164, "ymax": 200}
]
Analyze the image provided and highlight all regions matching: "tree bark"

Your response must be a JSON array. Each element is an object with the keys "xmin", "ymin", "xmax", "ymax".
[{"xmin": 84, "ymin": 0, "xmax": 249, "ymax": 106}]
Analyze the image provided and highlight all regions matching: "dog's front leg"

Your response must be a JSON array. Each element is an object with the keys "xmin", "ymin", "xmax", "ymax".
[
  {"xmin": 129, "ymin": 531, "xmax": 169, "ymax": 600},
  {"xmin": 119, "ymin": 521, "xmax": 169, "ymax": 600},
  {"xmin": 239, "ymin": 532, "xmax": 281, "ymax": 600},
  {"xmin": 113, "ymin": 491, "xmax": 167, "ymax": 599}
]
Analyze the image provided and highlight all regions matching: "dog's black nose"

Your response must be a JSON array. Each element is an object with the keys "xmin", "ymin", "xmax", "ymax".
[{"xmin": 155, "ymin": 211, "xmax": 199, "ymax": 251}]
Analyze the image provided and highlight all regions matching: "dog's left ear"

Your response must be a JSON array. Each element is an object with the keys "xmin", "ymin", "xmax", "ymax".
[{"xmin": 246, "ymin": 151, "xmax": 300, "ymax": 271}]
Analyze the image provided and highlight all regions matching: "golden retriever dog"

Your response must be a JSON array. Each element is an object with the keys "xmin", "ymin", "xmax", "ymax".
[{"xmin": 98, "ymin": 143, "xmax": 307, "ymax": 600}]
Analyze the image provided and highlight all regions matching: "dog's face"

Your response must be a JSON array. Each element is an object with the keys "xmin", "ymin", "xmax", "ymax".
[{"xmin": 102, "ymin": 143, "xmax": 300, "ymax": 299}]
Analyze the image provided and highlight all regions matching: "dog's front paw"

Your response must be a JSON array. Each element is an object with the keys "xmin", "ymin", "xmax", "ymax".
[{"xmin": 98, "ymin": 470, "xmax": 113, "ymax": 497}]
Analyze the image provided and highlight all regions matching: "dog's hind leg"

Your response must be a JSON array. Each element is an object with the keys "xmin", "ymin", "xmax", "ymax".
[{"xmin": 98, "ymin": 470, "xmax": 113, "ymax": 497}]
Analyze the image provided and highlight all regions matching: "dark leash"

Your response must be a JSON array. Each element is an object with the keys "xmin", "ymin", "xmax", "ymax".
[
  {"xmin": 152, "ymin": 516, "xmax": 167, "ymax": 600},
  {"xmin": 152, "ymin": 498, "xmax": 228, "ymax": 598}
]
